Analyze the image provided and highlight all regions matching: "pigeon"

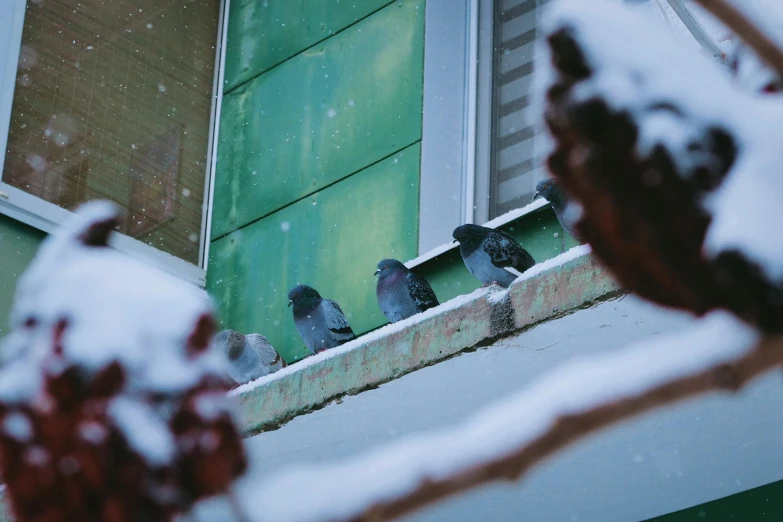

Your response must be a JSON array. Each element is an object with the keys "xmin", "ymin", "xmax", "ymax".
[
  {"xmin": 452, "ymin": 224, "xmax": 536, "ymax": 288},
  {"xmin": 535, "ymin": 178, "xmax": 583, "ymax": 242},
  {"xmin": 375, "ymin": 259, "xmax": 439, "ymax": 323},
  {"xmin": 211, "ymin": 329, "xmax": 285, "ymax": 384},
  {"xmin": 288, "ymin": 284, "xmax": 355, "ymax": 354}
]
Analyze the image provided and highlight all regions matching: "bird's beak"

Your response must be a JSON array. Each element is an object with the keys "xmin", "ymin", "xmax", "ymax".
[
  {"xmin": 287, "ymin": 300, "xmax": 293, "ymax": 307},
  {"xmin": 533, "ymin": 191, "xmax": 542, "ymax": 201},
  {"xmin": 374, "ymin": 269, "xmax": 380, "ymax": 276}
]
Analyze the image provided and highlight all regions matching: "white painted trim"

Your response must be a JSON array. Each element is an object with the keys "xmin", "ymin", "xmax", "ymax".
[
  {"xmin": 418, "ymin": 0, "xmax": 476, "ymax": 254},
  {"xmin": 0, "ymin": 0, "xmax": 231, "ymax": 289},
  {"xmin": 201, "ymin": 0, "xmax": 231, "ymax": 271},
  {"xmin": 462, "ymin": 0, "xmax": 479, "ymax": 226},
  {"xmin": 405, "ymin": 198, "xmax": 550, "ymax": 269},
  {"xmin": 0, "ymin": 182, "xmax": 207, "ymax": 285},
  {"xmin": 0, "ymin": 0, "xmax": 26, "ymax": 181},
  {"xmin": 472, "ymin": 0, "xmax": 495, "ymax": 225}
]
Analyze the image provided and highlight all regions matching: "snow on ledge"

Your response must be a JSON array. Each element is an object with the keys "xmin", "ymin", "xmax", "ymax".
[
  {"xmin": 405, "ymin": 199, "xmax": 551, "ymax": 269},
  {"xmin": 230, "ymin": 244, "xmax": 592, "ymax": 398},
  {"xmin": 488, "ymin": 244, "xmax": 592, "ymax": 304},
  {"xmin": 237, "ymin": 312, "xmax": 759, "ymax": 522}
]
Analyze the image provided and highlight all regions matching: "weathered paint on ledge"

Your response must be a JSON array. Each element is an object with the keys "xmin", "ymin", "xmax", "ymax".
[{"xmin": 234, "ymin": 253, "xmax": 622, "ymax": 434}]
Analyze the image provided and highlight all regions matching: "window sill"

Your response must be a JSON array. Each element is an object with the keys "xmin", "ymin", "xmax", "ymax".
[
  {"xmin": 231, "ymin": 245, "xmax": 620, "ymax": 435},
  {"xmin": 407, "ymin": 198, "xmax": 550, "ymax": 270}
]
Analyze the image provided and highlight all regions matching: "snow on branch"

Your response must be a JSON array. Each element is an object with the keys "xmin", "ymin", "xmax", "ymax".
[
  {"xmin": 0, "ymin": 202, "xmax": 247, "ymax": 522},
  {"xmin": 238, "ymin": 313, "xmax": 783, "ymax": 522},
  {"xmin": 692, "ymin": 0, "xmax": 783, "ymax": 81},
  {"xmin": 543, "ymin": 0, "xmax": 783, "ymax": 331}
]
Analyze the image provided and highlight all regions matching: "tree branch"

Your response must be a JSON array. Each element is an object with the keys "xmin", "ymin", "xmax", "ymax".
[
  {"xmin": 240, "ymin": 314, "xmax": 783, "ymax": 522},
  {"xmin": 691, "ymin": 0, "xmax": 783, "ymax": 78}
]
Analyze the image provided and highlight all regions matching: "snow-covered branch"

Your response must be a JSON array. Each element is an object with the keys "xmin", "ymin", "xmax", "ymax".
[
  {"xmin": 237, "ymin": 313, "xmax": 783, "ymax": 522},
  {"xmin": 0, "ymin": 203, "xmax": 247, "ymax": 522},
  {"xmin": 543, "ymin": 0, "xmax": 783, "ymax": 332},
  {"xmin": 692, "ymin": 0, "xmax": 783, "ymax": 80}
]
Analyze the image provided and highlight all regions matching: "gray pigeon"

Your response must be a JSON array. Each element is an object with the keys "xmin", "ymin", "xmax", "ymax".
[
  {"xmin": 375, "ymin": 259, "xmax": 439, "ymax": 323},
  {"xmin": 211, "ymin": 329, "xmax": 285, "ymax": 385},
  {"xmin": 452, "ymin": 224, "xmax": 536, "ymax": 288},
  {"xmin": 535, "ymin": 178, "xmax": 582, "ymax": 242},
  {"xmin": 288, "ymin": 284, "xmax": 355, "ymax": 354}
]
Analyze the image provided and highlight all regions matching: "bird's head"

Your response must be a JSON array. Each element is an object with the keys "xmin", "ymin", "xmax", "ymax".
[
  {"xmin": 452, "ymin": 223, "xmax": 487, "ymax": 246},
  {"xmin": 288, "ymin": 284, "xmax": 321, "ymax": 308},
  {"xmin": 534, "ymin": 178, "xmax": 564, "ymax": 204},
  {"xmin": 374, "ymin": 258, "xmax": 406, "ymax": 276},
  {"xmin": 212, "ymin": 329, "xmax": 245, "ymax": 361}
]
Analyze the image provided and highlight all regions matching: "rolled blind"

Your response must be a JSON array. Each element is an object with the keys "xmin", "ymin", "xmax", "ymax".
[{"xmin": 489, "ymin": 0, "xmax": 544, "ymax": 217}]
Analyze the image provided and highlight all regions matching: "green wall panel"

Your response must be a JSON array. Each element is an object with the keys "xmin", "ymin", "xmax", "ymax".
[
  {"xmin": 645, "ymin": 479, "xmax": 783, "ymax": 521},
  {"xmin": 207, "ymin": 143, "xmax": 420, "ymax": 363},
  {"xmin": 212, "ymin": 0, "xmax": 425, "ymax": 239},
  {"xmin": 414, "ymin": 208, "xmax": 581, "ymax": 306},
  {"xmin": 224, "ymin": 0, "xmax": 393, "ymax": 92},
  {"xmin": 0, "ymin": 215, "xmax": 45, "ymax": 336}
]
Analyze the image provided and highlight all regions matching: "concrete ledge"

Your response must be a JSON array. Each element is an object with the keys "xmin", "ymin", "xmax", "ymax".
[{"xmin": 233, "ymin": 247, "xmax": 622, "ymax": 434}]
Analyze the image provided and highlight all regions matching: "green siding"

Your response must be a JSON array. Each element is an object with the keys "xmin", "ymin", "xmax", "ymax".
[
  {"xmin": 224, "ymin": 0, "xmax": 393, "ymax": 92},
  {"xmin": 646, "ymin": 479, "xmax": 783, "ymax": 521},
  {"xmin": 0, "ymin": 215, "xmax": 45, "ymax": 337},
  {"xmin": 213, "ymin": 0, "xmax": 425, "ymax": 239},
  {"xmin": 208, "ymin": 144, "xmax": 420, "ymax": 363},
  {"xmin": 414, "ymin": 208, "xmax": 581, "ymax": 305}
]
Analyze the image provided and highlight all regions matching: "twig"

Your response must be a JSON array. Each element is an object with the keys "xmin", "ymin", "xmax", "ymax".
[
  {"xmin": 247, "ymin": 315, "xmax": 783, "ymax": 522},
  {"xmin": 665, "ymin": 0, "xmax": 728, "ymax": 62},
  {"xmin": 691, "ymin": 0, "xmax": 783, "ymax": 77}
]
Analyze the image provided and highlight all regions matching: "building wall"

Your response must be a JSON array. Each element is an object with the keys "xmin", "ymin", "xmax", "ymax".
[
  {"xmin": 208, "ymin": 0, "xmax": 427, "ymax": 363},
  {"xmin": 0, "ymin": 215, "xmax": 44, "ymax": 336}
]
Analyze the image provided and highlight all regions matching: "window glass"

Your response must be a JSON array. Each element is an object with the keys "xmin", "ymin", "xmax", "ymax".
[
  {"xmin": 487, "ymin": 0, "xmax": 545, "ymax": 218},
  {"xmin": 3, "ymin": 0, "xmax": 220, "ymax": 264}
]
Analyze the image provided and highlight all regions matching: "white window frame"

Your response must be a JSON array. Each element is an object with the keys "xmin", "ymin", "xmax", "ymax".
[
  {"xmin": 416, "ymin": 0, "xmax": 732, "ymax": 261},
  {"xmin": 418, "ymin": 0, "xmax": 550, "ymax": 257},
  {"xmin": 0, "ymin": 0, "xmax": 231, "ymax": 289}
]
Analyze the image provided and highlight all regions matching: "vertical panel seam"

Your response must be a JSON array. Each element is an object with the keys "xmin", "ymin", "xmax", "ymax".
[
  {"xmin": 224, "ymin": 0, "xmax": 399, "ymax": 95},
  {"xmin": 211, "ymin": 139, "xmax": 423, "ymax": 243}
]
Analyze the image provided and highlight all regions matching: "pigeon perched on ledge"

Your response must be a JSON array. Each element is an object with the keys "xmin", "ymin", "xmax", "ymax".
[
  {"xmin": 288, "ymin": 284, "xmax": 355, "ymax": 354},
  {"xmin": 453, "ymin": 224, "xmax": 536, "ymax": 288},
  {"xmin": 212, "ymin": 329, "xmax": 285, "ymax": 384},
  {"xmin": 375, "ymin": 259, "xmax": 439, "ymax": 323},
  {"xmin": 535, "ymin": 178, "xmax": 583, "ymax": 243}
]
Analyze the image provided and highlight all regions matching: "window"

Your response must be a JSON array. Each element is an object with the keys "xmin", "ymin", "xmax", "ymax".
[
  {"xmin": 418, "ymin": 0, "xmax": 728, "ymax": 254},
  {"xmin": 419, "ymin": 0, "xmax": 548, "ymax": 253},
  {"xmin": 485, "ymin": 0, "xmax": 545, "ymax": 218},
  {"xmin": 0, "ymin": 0, "xmax": 229, "ymax": 287}
]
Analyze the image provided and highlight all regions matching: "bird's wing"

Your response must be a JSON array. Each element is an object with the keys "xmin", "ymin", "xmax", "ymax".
[
  {"xmin": 483, "ymin": 229, "xmax": 536, "ymax": 273},
  {"xmin": 406, "ymin": 272, "xmax": 439, "ymax": 312},
  {"xmin": 245, "ymin": 334, "xmax": 283, "ymax": 368},
  {"xmin": 322, "ymin": 299, "xmax": 356, "ymax": 343}
]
